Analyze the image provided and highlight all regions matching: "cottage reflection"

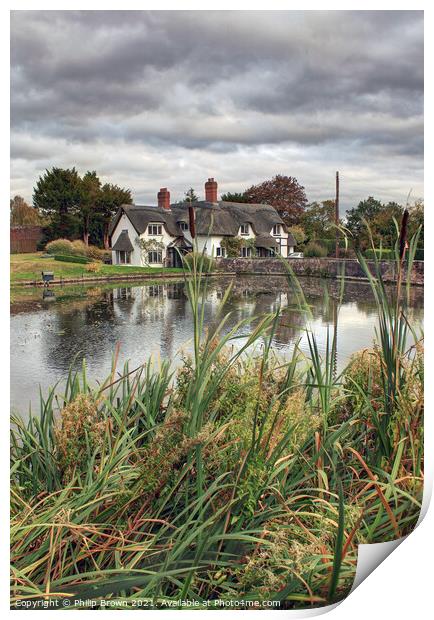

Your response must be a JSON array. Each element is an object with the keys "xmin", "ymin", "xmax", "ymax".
[{"xmin": 10, "ymin": 276, "xmax": 423, "ymax": 414}]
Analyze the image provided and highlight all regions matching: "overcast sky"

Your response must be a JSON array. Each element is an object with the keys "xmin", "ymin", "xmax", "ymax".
[{"xmin": 10, "ymin": 10, "xmax": 424, "ymax": 212}]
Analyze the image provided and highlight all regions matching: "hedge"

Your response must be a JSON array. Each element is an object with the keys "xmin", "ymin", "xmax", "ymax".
[
  {"xmin": 364, "ymin": 249, "xmax": 395, "ymax": 260},
  {"xmin": 54, "ymin": 254, "xmax": 93, "ymax": 264},
  {"xmin": 304, "ymin": 242, "xmax": 328, "ymax": 258}
]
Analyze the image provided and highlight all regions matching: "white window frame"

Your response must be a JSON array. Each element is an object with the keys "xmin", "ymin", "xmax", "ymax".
[
  {"xmin": 241, "ymin": 246, "xmax": 252, "ymax": 258},
  {"xmin": 179, "ymin": 221, "xmax": 188, "ymax": 232},
  {"xmin": 216, "ymin": 246, "xmax": 226, "ymax": 258},
  {"xmin": 240, "ymin": 223, "xmax": 249, "ymax": 236},
  {"xmin": 148, "ymin": 223, "xmax": 163, "ymax": 236},
  {"xmin": 148, "ymin": 250, "xmax": 163, "ymax": 264},
  {"xmin": 116, "ymin": 250, "xmax": 131, "ymax": 265},
  {"xmin": 272, "ymin": 224, "xmax": 281, "ymax": 236}
]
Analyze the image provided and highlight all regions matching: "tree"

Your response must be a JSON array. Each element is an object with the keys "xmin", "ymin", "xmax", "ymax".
[
  {"xmin": 184, "ymin": 188, "xmax": 199, "ymax": 203},
  {"xmin": 345, "ymin": 197, "xmax": 383, "ymax": 248},
  {"xmin": 243, "ymin": 175, "xmax": 308, "ymax": 226},
  {"xmin": 79, "ymin": 171, "xmax": 101, "ymax": 245},
  {"xmin": 302, "ymin": 200, "xmax": 336, "ymax": 240},
  {"xmin": 96, "ymin": 183, "xmax": 132, "ymax": 249},
  {"xmin": 220, "ymin": 192, "xmax": 249, "ymax": 203},
  {"xmin": 369, "ymin": 202, "xmax": 404, "ymax": 248},
  {"xmin": 408, "ymin": 198, "xmax": 424, "ymax": 247},
  {"xmin": 10, "ymin": 195, "xmax": 41, "ymax": 226},
  {"xmin": 33, "ymin": 167, "xmax": 82, "ymax": 240},
  {"xmin": 288, "ymin": 225, "xmax": 306, "ymax": 247}
]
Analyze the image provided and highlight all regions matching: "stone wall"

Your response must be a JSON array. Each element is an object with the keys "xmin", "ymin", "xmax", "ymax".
[{"xmin": 215, "ymin": 257, "xmax": 424, "ymax": 285}]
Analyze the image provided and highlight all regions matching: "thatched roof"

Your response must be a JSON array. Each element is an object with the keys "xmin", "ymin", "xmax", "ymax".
[
  {"xmin": 109, "ymin": 200, "xmax": 296, "ymax": 245},
  {"xmin": 254, "ymin": 234, "xmax": 280, "ymax": 249},
  {"xmin": 109, "ymin": 205, "xmax": 180, "ymax": 237},
  {"xmin": 112, "ymin": 230, "xmax": 134, "ymax": 252}
]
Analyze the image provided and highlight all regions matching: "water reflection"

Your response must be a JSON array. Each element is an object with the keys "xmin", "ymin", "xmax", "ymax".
[{"xmin": 10, "ymin": 276, "xmax": 423, "ymax": 414}]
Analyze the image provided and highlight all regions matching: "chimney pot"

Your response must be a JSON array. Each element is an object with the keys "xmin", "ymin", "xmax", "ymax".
[
  {"xmin": 205, "ymin": 177, "xmax": 218, "ymax": 203},
  {"xmin": 158, "ymin": 187, "xmax": 171, "ymax": 210}
]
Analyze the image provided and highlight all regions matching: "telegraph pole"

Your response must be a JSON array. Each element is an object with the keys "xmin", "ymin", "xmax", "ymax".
[{"xmin": 335, "ymin": 171, "xmax": 340, "ymax": 259}]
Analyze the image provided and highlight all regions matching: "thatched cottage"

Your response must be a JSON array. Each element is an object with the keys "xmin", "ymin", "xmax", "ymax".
[{"xmin": 109, "ymin": 178, "xmax": 295, "ymax": 267}]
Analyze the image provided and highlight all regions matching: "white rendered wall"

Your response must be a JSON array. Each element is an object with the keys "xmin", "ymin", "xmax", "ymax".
[
  {"xmin": 111, "ymin": 213, "xmax": 141, "ymax": 266},
  {"xmin": 140, "ymin": 220, "xmax": 175, "ymax": 267}
]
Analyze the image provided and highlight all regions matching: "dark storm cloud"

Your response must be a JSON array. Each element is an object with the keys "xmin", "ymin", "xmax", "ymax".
[{"xmin": 10, "ymin": 10, "xmax": 423, "ymax": 208}]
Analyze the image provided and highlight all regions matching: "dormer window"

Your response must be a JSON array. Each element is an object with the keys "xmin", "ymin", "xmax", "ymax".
[
  {"xmin": 179, "ymin": 221, "xmax": 188, "ymax": 232},
  {"xmin": 272, "ymin": 224, "xmax": 281, "ymax": 236},
  {"xmin": 240, "ymin": 223, "xmax": 249, "ymax": 236},
  {"xmin": 148, "ymin": 223, "xmax": 162, "ymax": 236}
]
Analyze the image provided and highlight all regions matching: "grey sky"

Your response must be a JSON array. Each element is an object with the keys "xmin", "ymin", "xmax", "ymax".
[{"xmin": 10, "ymin": 10, "xmax": 424, "ymax": 211}]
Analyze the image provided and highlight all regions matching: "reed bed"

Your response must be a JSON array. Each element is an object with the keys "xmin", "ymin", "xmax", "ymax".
[{"xmin": 10, "ymin": 224, "xmax": 423, "ymax": 609}]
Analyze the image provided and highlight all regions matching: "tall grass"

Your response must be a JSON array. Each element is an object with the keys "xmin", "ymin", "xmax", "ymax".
[{"xmin": 10, "ymin": 220, "xmax": 423, "ymax": 609}]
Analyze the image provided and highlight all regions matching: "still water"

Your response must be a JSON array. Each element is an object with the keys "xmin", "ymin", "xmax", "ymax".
[{"xmin": 11, "ymin": 276, "xmax": 423, "ymax": 415}]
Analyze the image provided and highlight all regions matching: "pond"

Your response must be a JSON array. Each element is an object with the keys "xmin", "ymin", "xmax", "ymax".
[{"xmin": 10, "ymin": 275, "xmax": 424, "ymax": 415}]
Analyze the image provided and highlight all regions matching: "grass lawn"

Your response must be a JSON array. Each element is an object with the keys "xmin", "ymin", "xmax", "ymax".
[{"xmin": 10, "ymin": 252, "xmax": 183, "ymax": 284}]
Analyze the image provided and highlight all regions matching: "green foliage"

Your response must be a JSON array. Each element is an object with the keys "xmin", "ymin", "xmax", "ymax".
[
  {"xmin": 365, "ymin": 248, "xmax": 395, "ymax": 260},
  {"xmin": 345, "ymin": 197, "xmax": 413, "ymax": 250},
  {"xmin": 220, "ymin": 236, "xmax": 255, "ymax": 257},
  {"xmin": 136, "ymin": 238, "xmax": 165, "ymax": 265},
  {"xmin": 302, "ymin": 200, "xmax": 336, "ymax": 240},
  {"xmin": 220, "ymin": 191, "xmax": 249, "ymax": 203},
  {"xmin": 33, "ymin": 167, "xmax": 83, "ymax": 240},
  {"xmin": 288, "ymin": 224, "xmax": 306, "ymax": 246},
  {"xmin": 183, "ymin": 251, "xmax": 215, "ymax": 272},
  {"xmin": 45, "ymin": 238, "xmax": 75, "ymax": 255},
  {"xmin": 184, "ymin": 187, "xmax": 199, "ymax": 202},
  {"xmin": 304, "ymin": 241, "xmax": 327, "ymax": 257},
  {"xmin": 55, "ymin": 394, "xmax": 106, "ymax": 483},
  {"xmin": 46, "ymin": 238, "xmax": 107, "ymax": 261},
  {"xmin": 54, "ymin": 254, "xmax": 92, "ymax": 264},
  {"xmin": 79, "ymin": 170, "xmax": 101, "ymax": 245},
  {"xmin": 97, "ymin": 182, "xmax": 133, "ymax": 248},
  {"xmin": 32, "ymin": 167, "xmax": 132, "ymax": 248},
  {"xmin": 221, "ymin": 236, "xmax": 243, "ymax": 257},
  {"xmin": 10, "ymin": 233, "xmax": 424, "ymax": 608}
]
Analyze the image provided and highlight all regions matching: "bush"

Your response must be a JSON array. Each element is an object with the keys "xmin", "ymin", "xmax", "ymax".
[
  {"xmin": 46, "ymin": 238, "xmax": 105, "ymax": 260},
  {"xmin": 304, "ymin": 241, "xmax": 327, "ymax": 258},
  {"xmin": 343, "ymin": 348, "xmax": 383, "ymax": 417},
  {"xmin": 183, "ymin": 252, "xmax": 215, "ymax": 272},
  {"xmin": 45, "ymin": 239, "xmax": 74, "ymax": 255},
  {"xmin": 85, "ymin": 262, "xmax": 102, "ymax": 273},
  {"xmin": 365, "ymin": 248, "xmax": 395, "ymax": 260},
  {"xmin": 86, "ymin": 246, "xmax": 108, "ymax": 261},
  {"xmin": 70, "ymin": 240, "xmax": 88, "ymax": 256},
  {"xmin": 55, "ymin": 394, "xmax": 106, "ymax": 483},
  {"xmin": 54, "ymin": 254, "xmax": 92, "ymax": 264}
]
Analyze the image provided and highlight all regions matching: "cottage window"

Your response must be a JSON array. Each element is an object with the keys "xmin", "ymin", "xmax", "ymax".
[
  {"xmin": 216, "ymin": 247, "xmax": 226, "ymax": 258},
  {"xmin": 148, "ymin": 224, "xmax": 163, "ymax": 236},
  {"xmin": 272, "ymin": 224, "xmax": 281, "ymax": 236},
  {"xmin": 148, "ymin": 250, "xmax": 163, "ymax": 264},
  {"xmin": 241, "ymin": 246, "xmax": 252, "ymax": 258},
  {"xmin": 116, "ymin": 250, "xmax": 131, "ymax": 265},
  {"xmin": 240, "ymin": 224, "xmax": 249, "ymax": 236},
  {"xmin": 179, "ymin": 221, "xmax": 188, "ymax": 231}
]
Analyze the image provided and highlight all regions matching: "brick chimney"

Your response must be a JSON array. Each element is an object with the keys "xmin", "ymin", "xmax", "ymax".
[
  {"xmin": 157, "ymin": 187, "xmax": 170, "ymax": 210},
  {"xmin": 205, "ymin": 178, "xmax": 218, "ymax": 203}
]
